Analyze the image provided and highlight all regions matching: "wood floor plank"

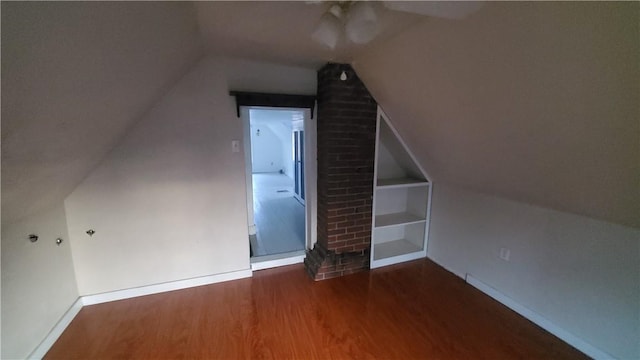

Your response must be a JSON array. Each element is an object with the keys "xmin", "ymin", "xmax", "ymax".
[{"xmin": 45, "ymin": 259, "xmax": 588, "ymax": 359}]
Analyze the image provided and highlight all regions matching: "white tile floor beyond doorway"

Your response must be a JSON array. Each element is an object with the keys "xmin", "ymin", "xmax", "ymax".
[{"xmin": 251, "ymin": 173, "xmax": 305, "ymax": 257}]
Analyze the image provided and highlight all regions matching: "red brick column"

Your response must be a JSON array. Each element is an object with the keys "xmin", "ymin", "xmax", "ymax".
[{"xmin": 304, "ymin": 63, "xmax": 377, "ymax": 280}]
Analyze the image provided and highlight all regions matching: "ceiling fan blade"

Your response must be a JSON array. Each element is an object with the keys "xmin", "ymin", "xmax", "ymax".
[{"xmin": 382, "ymin": 1, "xmax": 484, "ymax": 20}]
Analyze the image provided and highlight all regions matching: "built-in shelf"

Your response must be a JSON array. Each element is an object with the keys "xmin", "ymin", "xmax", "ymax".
[
  {"xmin": 377, "ymin": 177, "xmax": 429, "ymax": 189},
  {"xmin": 371, "ymin": 108, "xmax": 432, "ymax": 269},
  {"xmin": 375, "ymin": 212, "xmax": 426, "ymax": 228},
  {"xmin": 373, "ymin": 239, "xmax": 422, "ymax": 260}
]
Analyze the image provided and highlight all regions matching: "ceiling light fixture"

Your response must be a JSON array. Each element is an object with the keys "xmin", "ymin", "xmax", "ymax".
[
  {"xmin": 311, "ymin": 8, "xmax": 342, "ymax": 49},
  {"xmin": 344, "ymin": 1, "xmax": 379, "ymax": 44},
  {"xmin": 309, "ymin": 1, "xmax": 486, "ymax": 49},
  {"xmin": 311, "ymin": 1, "xmax": 380, "ymax": 49}
]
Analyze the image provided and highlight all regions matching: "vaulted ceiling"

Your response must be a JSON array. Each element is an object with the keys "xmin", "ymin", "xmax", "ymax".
[
  {"xmin": 2, "ymin": 1, "xmax": 638, "ymax": 228},
  {"xmin": 194, "ymin": 1, "xmax": 425, "ymax": 68},
  {"xmin": 1, "ymin": 2, "xmax": 203, "ymax": 224},
  {"xmin": 354, "ymin": 1, "xmax": 639, "ymax": 228}
]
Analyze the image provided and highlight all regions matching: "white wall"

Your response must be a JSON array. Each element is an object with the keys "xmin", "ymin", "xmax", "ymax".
[
  {"xmin": 278, "ymin": 123, "xmax": 294, "ymax": 178},
  {"xmin": 64, "ymin": 56, "xmax": 316, "ymax": 295},
  {"xmin": 427, "ymin": 183, "xmax": 640, "ymax": 359},
  {"xmin": 1, "ymin": 204, "xmax": 79, "ymax": 359},
  {"xmin": 249, "ymin": 109, "xmax": 298, "ymax": 177},
  {"xmin": 249, "ymin": 123, "xmax": 284, "ymax": 173}
]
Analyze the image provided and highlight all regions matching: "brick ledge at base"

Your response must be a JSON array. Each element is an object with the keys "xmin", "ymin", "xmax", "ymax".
[{"xmin": 304, "ymin": 243, "xmax": 370, "ymax": 281}]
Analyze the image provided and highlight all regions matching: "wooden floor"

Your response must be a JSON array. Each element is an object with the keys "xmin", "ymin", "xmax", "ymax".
[{"xmin": 46, "ymin": 260, "xmax": 588, "ymax": 359}]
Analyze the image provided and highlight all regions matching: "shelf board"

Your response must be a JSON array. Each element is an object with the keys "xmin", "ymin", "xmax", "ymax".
[
  {"xmin": 373, "ymin": 239, "xmax": 423, "ymax": 260},
  {"xmin": 375, "ymin": 212, "xmax": 426, "ymax": 228},
  {"xmin": 377, "ymin": 177, "xmax": 429, "ymax": 189}
]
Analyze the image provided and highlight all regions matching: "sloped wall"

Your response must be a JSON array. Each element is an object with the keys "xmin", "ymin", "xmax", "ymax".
[
  {"xmin": 1, "ymin": 1, "xmax": 203, "ymax": 225},
  {"xmin": 1, "ymin": 3, "xmax": 202, "ymax": 356},
  {"xmin": 354, "ymin": 1, "xmax": 639, "ymax": 228},
  {"xmin": 1, "ymin": 204, "xmax": 78, "ymax": 359},
  {"xmin": 64, "ymin": 56, "xmax": 316, "ymax": 295}
]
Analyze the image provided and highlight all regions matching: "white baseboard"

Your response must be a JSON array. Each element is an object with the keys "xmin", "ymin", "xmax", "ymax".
[
  {"xmin": 251, "ymin": 253, "xmax": 305, "ymax": 271},
  {"xmin": 426, "ymin": 255, "xmax": 466, "ymax": 280},
  {"xmin": 82, "ymin": 269, "xmax": 253, "ymax": 306},
  {"xmin": 465, "ymin": 274, "xmax": 613, "ymax": 360},
  {"xmin": 28, "ymin": 298, "xmax": 84, "ymax": 359}
]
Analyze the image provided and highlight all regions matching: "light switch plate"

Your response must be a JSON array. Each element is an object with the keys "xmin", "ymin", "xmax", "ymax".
[
  {"xmin": 231, "ymin": 140, "xmax": 240, "ymax": 153},
  {"xmin": 499, "ymin": 247, "xmax": 511, "ymax": 261}
]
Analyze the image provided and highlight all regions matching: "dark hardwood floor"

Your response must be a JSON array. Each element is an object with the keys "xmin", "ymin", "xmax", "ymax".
[{"xmin": 46, "ymin": 259, "xmax": 588, "ymax": 359}]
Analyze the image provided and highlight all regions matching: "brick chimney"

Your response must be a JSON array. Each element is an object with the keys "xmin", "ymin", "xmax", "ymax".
[{"xmin": 304, "ymin": 63, "xmax": 377, "ymax": 280}]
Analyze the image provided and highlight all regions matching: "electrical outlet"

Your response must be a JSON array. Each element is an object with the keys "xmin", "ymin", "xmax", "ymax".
[{"xmin": 499, "ymin": 247, "xmax": 511, "ymax": 261}]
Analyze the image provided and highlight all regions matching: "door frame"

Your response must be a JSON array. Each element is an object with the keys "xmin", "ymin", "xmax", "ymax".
[{"xmin": 292, "ymin": 124, "xmax": 305, "ymax": 205}]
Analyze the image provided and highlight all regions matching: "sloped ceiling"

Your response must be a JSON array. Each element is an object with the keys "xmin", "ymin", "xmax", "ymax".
[
  {"xmin": 3, "ymin": 1, "xmax": 638, "ymax": 229},
  {"xmin": 353, "ymin": 2, "xmax": 639, "ymax": 228},
  {"xmin": 194, "ymin": 1, "xmax": 425, "ymax": 68},
  {"xmin": 1, "ymin": 2, "xmax": 203, "ymax": 224}
]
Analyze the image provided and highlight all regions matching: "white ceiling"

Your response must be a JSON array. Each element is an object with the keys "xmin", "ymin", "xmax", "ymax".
[{"xmin": 2, "ymin": 1, "xmax": 638, "ymax": 228}]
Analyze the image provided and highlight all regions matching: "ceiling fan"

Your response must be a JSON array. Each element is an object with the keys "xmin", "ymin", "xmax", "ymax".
[{"xmin": 309, "ymin": 1, "xmax": 485, "ymax": 49}]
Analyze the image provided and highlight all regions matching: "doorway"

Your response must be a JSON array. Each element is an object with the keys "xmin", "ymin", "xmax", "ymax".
[{"xmin": 242, "ymin": 107, "xmax": 315, "ymax": 265}]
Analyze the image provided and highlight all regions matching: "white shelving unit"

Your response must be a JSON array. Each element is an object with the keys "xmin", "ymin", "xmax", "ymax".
[{"xmin": 370, "ymin": 108, "xmax": 432, "ymax": 269}]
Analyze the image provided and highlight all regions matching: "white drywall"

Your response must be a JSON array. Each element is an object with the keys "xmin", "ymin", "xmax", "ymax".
[
  {"xmin": 277, "ymin": 122, "xmax": 294, "ymax": 179},
  {"xmin": 354, "ymin": 1, "xmax": 639, "ymax": 228},
  {"xmin": 1, "ymin": 1, "xmax": 203, "ymax": 225},
  {"xmin": 1, "ymin": 204, "xmax": 79, "ymax": 359},
  {"xmin": 427, "ymin": 183, "xmax": 640, "ymax": 359},
  {"xmin": 250, "ymin": 123, "xmax": 284, "ymax": 173},
  {"xmin": 249, "ymin": 109, "xmax": 297, "ymax": 176},
  {"xmin": 64, "ymin": 56, "xmax": 316, "ymax": 295}
]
